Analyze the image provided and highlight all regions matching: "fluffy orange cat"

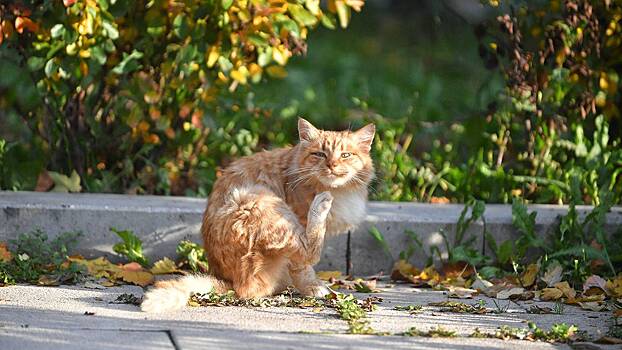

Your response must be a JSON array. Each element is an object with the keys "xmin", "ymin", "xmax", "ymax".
[{"xmin": 141, "ymin": 118, "xmax": 375, "ymax": 312}]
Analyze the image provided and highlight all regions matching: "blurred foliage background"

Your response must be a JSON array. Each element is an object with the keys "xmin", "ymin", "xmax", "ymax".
[{"xmin": 0, "ymin": 0, "xmax": 620, "ymax": 205}]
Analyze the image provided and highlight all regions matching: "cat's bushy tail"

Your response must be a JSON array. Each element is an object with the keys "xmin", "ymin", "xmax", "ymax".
[{"xmin": 141, "ymin": 274, "xmax": 231, "ymax": 313}]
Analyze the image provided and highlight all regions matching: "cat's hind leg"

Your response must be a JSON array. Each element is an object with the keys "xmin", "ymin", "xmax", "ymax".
[{"xmin": 218, "ymin": 185, "xmax": 309, "ymax": 299}]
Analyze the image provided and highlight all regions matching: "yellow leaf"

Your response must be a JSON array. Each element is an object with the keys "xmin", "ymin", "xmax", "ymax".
[
  {"xmin": 0, "ymin": 242, "xmax": 12, "ymax": 263},
  {"xmin": 206, "ymin": 46, "xmax": 220, "ymax": 68},
  {"xmin": 151, "ymin": 257, "xmax": 178, "ymax": 275},
  {"xmin": 521, "ymin": 263, "xmax": 539, "ymax": 287},
  {"xmin": 335, "ymin": 0, "xmax": 350, "ymax": 28},
  {"xmin": 74, "ymin": 257, "xmax": 121, "ymax": 279},
  {"xmin": 317, "ymin": 270, "xmax": 342, "ymax": 281},
  {"xmin": 345, "ymin": 0, "xmax": 364, "ymax": 11},
  {"xmin": 266, "ymin": 65, "xmax": 288, "ymax": 79},
  {"xmin": 390, "ymin": 259, "xmax": 418, "ymax": 280},
  {"xmin": 305, "ymin": 0, "xmax": 320, "ymax": 15},
  {"xmin": 553, "ymin": 281, "xmax": 576, "ymax": 300},
  {"xmin": 272, "ymin": 45, "xmax": 290, "ymax": 66},
  {"xmin": 605, "ymin": 275, "xmax": 622, "ymax": 298},
  {"xmin": 117, "ymin": 270, "xmax": 154, "ymax": 287},
  {"xmin": 540, "ymin": 287, "xmax": 563, "ymax": 301},
  {"xmin": 230, "ymin": 69, "xmax": 248, "ymax": 84},
  {"xmin": 419, "ymin": 266, "xmax": 440, "ymax": 282}
]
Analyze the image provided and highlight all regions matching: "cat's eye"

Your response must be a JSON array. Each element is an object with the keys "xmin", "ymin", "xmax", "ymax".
[
  {"xmin": 341, "ymin": 152, "xmax": 352, "ymax": 158},
  {"xmin": 311, "ymin": 152, "xmax": 327, "ymax": 158}
]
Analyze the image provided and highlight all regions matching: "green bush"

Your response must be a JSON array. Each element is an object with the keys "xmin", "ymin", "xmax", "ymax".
[
  {"xmin": 1, "ymin": 1, "xmax": 620, "ymax": 205},
  {"xmin": 470, "ymin": 0, "xmax": 622, "ymax": 204},
  {"xmin": 0, "ymin": 0, "xmax": 363, "ymax": 195}
]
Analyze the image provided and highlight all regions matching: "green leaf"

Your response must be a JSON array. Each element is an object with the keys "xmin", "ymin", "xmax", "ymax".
[
  {"xmin": 368, "ymin": 226, "xmax": 392, "ymax": 258},
  {"xmin": 48, "ymin": 170, "xmax": 82, "ymax": 193},
  {"xmin": 248, "ymin": 33, "xmax": 268, "ymax": 47},
  {"xmin": 289, "ymin": 4, "xmax": 318, "ymax": 27},
  {"xmin": 44, "ymin": 59, "xmax": 58, "ymax": 78},
  {"xmin": 176, "ymin": 240, "xmax": 208, "ymax": 272},
  {"xmin": 111, "ymin": 50, "xmax": 143, "ymax": 75},
  {"xmin": 221, "ymin": 0, "xmax": 233, "ymax": 10},
  {"xmin": 51, "ymin": 24, "xmax": 65, "ymax": 39},
  {"xmin": 102, "ymin": 20, "xmax": 119, "ymax": 40},
  {"xmin": 27, "ymin": 57, "xmax": 46, "ymax": 71},
  {"xmin": 90, "ymin": 45, "xmax": 107, "ymax": 65},
  {"xmin": 320, "ymin": 12, "xmax": 337, "ymax": 29},
  {"xmin": 497, "ymin": 240, "xmax": 514, "ymax": 264},
  {"xmin": 111, "ymin": 228, "xmax": 149, "ymax": 266}
]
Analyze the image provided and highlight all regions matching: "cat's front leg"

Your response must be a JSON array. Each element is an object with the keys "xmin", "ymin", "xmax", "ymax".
[
  {"xmin": 304, "ymin": 191, "xmax": 333, "ymax": 265},
  {"xmin": 289, "ymin": 264, "xmax": 332, "ymax": 298}
]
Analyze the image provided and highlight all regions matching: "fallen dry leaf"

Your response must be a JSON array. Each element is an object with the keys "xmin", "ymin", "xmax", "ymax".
[
  {"xmin": 37, "ymin": 275, "xmax": 61, "ymax": 286},
  {"xmin": 418, "ymin": 266, "xmax": 441, "ymax": 284},
  {"xmin": 317, "ymin": 270, "xmax": 342, "ymax": 281},
  {"xmin": 121, "ymin": 262, "xmax": 143, "ymax": 272},
  {"xmin": 578, "ymin": 301, "xmax": 608, "ymax": 312},
  {"xmin": 442, "ymin": 262, "xmax": 475, "ymax": 279},
  {"xmin": 35, "ymin": 170, "xmax": 54, "ymax": 192},
  {"xmin": 83, "ymin": 281, "xmax": 107, "ymax": 290},
  {"xmin": 574, "ymin": 294, "xmax": 606, "ymax": 303},
  {"xmin": 528, "ymin": 305, "xmax": 553, "ymax": 314},
  {"xmin": 100, "ymin": 280, "xmax": 117, "ymax": 287},
  {"xmin": 553, "ymin": 281, "xmax": 577, "ymax": 300},
  {"xmin": 0, "ymin": 242, "xmax": 12, "ymax": 263},
  {"xmin": 447, "ymin": 287, "xmax": 478, "ymax": 299},
  {"xmin": 511, "ymin": 290, "xmax": 535, "ymax": 301},
  {"xmin": 150, "ymin": 257, "xmax": 178, "ymax": 275},
  {"xmin": 521, "ymin": 263, "xmax": 539, "ymax": 287},
  {"xmin": 540, "ymin": 287, "xmax": 564, "ymax": 301},
  {"xmin": 497, "ymin": 287, "xmax": 525, "ymax": 300},
  {"xmin": 594, "ymin": 336, "xmax": 622, "ymax": 345},
  {"xmin": 116, "ymin": 270, "xmax": 154, "ymax": 287},
  {"xmin": 430, "ymin": 197, "xmax": 450, "ymax": 204},
  {"xmin": 583, "ymin": 275, "xmax": 607, "ymax": 296},
  {"xmin": 390, "ymin": 260, "xmax": 419, "ymax": 281},
  {"xmin": 353, "ymin": 279, "xmax": 380, "ymax": 293},
  {"xmin": 471, "ymin": 277, "xmax": 493, "ymax": 291},
  {"xmin": 605, "ymin": 275, "xmax": 622, "ymax": 298},
  {"xmin": 72, "ymin": 257, "xmax": 121, "ymax": 279},
  {"xmin": 541, "ymin": 262, "xmax": 563, "ymax": 287}
]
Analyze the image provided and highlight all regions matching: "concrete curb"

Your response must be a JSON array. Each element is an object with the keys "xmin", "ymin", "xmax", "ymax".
[{"xmin": 1, "ymin": 191, "xmax": 621, "ymax": 275}]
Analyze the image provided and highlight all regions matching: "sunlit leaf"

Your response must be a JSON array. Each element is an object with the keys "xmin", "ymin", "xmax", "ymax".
[{"xmin": 151, "ymin": 257, "xmax": 178, "ymax": 275}]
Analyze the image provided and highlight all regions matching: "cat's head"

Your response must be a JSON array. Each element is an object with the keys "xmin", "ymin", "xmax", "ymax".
[{"xmin": 295, "ymin": 118, "xmax": 375, "ymax": 188}]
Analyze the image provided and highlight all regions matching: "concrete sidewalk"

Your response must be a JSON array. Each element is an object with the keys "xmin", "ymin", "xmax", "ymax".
[{"xmin": 0, "ymin": 281, "xmax": 616, "ymax": 350}]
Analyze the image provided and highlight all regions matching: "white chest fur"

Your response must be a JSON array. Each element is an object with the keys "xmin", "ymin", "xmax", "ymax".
[{"xmin": 325, "ymin": 189, "xmax": 367, "ymax": 235}]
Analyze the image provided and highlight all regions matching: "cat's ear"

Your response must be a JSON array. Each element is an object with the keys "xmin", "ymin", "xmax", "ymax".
[
  {"xmin": 298, "ymin": 117, "xmax": 320, "ymax": 142},
  {"xmin": 353, "ymin": 123, "xmax": 375, "ymax": 152}
]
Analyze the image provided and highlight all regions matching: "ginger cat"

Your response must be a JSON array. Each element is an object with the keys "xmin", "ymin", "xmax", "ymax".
[{"xmin": 141, "ymin": 118, "xmax": 375, "ymax": 312}]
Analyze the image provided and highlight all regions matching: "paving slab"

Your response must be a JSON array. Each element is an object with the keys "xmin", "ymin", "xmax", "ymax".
[
  {"xmin": 0, "ymin": 328, "xmax": 175, "ymax": 350},
  {"xmin": 0, "ymin": 281, "xmax": 617, "ymax": 350}
]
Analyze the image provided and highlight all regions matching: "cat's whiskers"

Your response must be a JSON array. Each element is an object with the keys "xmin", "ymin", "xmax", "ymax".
[{"xmin": 286, "ymin": 169, "xmax": 316, "ymax": 191}]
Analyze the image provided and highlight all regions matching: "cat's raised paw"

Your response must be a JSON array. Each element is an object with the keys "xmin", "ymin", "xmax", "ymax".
[{"xmin": 309, "ymin": 191, "xmax": 333, "ymax": 222}]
